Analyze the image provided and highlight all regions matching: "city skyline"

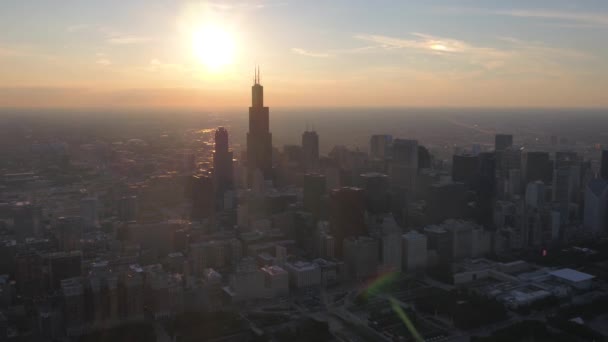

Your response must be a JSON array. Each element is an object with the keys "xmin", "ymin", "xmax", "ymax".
[{"xmin": 1, "ymin": 0, "xmax": 608, "ymax": 108}]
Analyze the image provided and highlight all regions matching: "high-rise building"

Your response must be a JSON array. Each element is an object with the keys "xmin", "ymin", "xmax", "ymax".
[
  {"xmin": 452, "ymin": 154, "xmax": 479, "ymax": 188},
  {"xmin": 343, "ymin": 236, "xmax": 379, "ymax": 279},
  {"xmin": 329, "ymin": 187, "xmax": 367, "ymax": 257},
  {"xmin": 190, "ymin": 174, "xmax": 215, "ymax": 222},
  {"xmin": 495, "ymin": 134, "xmax": 513, "ymax": 151},
  {"xmin": 601, "ymin": 150, "xmax": 608, "ymax": 181},
  {"xmin": 302, "ymin": 130, "xmax": 319, "ymax": 171},
  {"xmin": 360, "ymin": 172, "xmax": 390, "ymax": 214},
  {"xmin": 389, "ymin": 139, "xmax": 418, "ymax": 192},
  {"xmin": 583, "ymin": 178, "xmax": 608, "ymax": 234},
  {"xmin": 402, "ymin": 230, "xmax": 427, "ymax": 272},
  {"xmin": 370, "ymin": 135, "xmax": 392, "ymax": 160},
  {"xmin": 522, "ymin": 151, "xmax": 551, "ymax": 184},
  {"xmin": 247, "ymin": 67, "xmax": 273, "ymax": 185},
  {"xmin": 303, "ymin": 173, "xmax": 326, "ymax": 218},
  {"xmin": 525, "ymin": 181, "xmax": 546, "ymax": 209},
  {"xmin": 213, "ymin": 127, "xmax": 234, "ymax": 194}
]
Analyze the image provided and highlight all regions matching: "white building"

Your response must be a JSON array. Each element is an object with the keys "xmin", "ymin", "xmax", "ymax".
[{"xmin": 402, "ymin": 230, "xmax": 427, "ymax": 272}]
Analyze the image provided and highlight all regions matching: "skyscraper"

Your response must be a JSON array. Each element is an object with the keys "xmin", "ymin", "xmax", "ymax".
[
  {"xmin": 302, "ymin": 130, "xmax": 319, "ymax": 171},
  {"xmin": 452, "ymin": 154, "xmax": 479, "ymax": 188},
  {"xmin": 495, "ymin": 134, "xmax": 513, "ymax": 151},
  {"xmin": 389, "ymin": 139, "xmax": 418, "ymax": 192},
  {"xmin": 213, "ymin": 127, "xmax": 233, "ymax": 193},
  {"xmin": 370, "ymin": 134, "xmax": 392, "ymax": 160},
  {"xmin": 247, "ymin": 67, "xmax": 273, "ymax": 186},
  {"xmin": 522, "ymin": 151, "xmax": 551, "ymax": 184},
  {"xmin": 329, "ymin": 187, "xmax": 367, "ymax": 257},
  {"xmin": 583, "ymin": 178, "xmax": 608, "ymax": 234},
  {"xmin": 601, "ymin": 150, "xmax": 608, "ymax": 181}
]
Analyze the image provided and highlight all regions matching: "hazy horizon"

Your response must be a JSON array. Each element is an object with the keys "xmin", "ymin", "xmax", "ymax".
[{"xmin": 2, "ymin": 0, "xmax": 608, "ymax": 108}]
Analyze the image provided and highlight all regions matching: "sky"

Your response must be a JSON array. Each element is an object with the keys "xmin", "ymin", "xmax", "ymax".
[{"xmin": 1, "ymin": 0, "xmax": 608, "ymax": 108}]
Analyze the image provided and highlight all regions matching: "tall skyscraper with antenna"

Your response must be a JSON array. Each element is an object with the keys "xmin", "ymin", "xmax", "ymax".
[{"xmin": 247, "ymin": 67, "xmax": 273, "ymax": 186}]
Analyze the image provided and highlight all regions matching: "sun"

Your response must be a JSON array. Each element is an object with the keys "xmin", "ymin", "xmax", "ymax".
[{"xmin": 192, "ymin": 25, "xmax": 236, "ymax": 70}]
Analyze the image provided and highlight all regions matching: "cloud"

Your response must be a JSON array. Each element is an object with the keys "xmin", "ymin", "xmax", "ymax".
[
  {"xmin": 66, "ymin": 24, "xmax": 89, "ymax": 32},
  {"xmin": 352, "ymin": 32, "xmax": 594, "ymax": 78},
  {"xmin": 96, "ymin": 59, "xmax": 111, "ymax": 66},
  {"xmin": 355, "ymin": 33, "xmax": 509, "ymax": 69},
  {"xmin": 206, "ymin": 1, "xmax": 287, "ymax": 11},
  {"xmin": 440, "ymin": 7, "xmax": 608, "ymax": 27},
  {"xmin": 106, "ymin": 35, "xmax": 153, "ymax": 45},
  {"xmin": 0, "ymin": 47, "xmax": 24, "ymax": 57},
  {"xmin": 144, "ymin": 58, "xmax": 188, "ymax": 73},
  {"xmin": 291, "ymin": 48, "xmax": 330, "ymax": 58},
  {"xmin": 492, "ymin": 9, "xmax": 608, "ymax": 26}
]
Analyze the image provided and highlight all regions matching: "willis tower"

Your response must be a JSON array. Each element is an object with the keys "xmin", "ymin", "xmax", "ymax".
[{"xmin": 247, "ymin": 67, "xmax": 273, "ymax": 186}]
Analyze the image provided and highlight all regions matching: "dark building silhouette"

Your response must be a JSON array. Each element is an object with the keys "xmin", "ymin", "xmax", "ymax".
[
  {"xmin": 418, "ymin": 145, "xmax": 432, "ymax": 169},
  {"xmin": 476, "ymin": 152, "xmax": 497, "ymax": 228},
  {"xmin": 427, "ymin": 182, "xmax": 468, "ymax": 224},
  {"xmin": 247, "ymin": 67, "xmax": 273, "ymax": 186},
  {"xmin": 360, "ymin": 172, "xmax": 390, "ymax": 214},
  {"xmin": 452, "ymin": 154, "xmax": 479, "ymax": 188},
  {"xmin": 329, "ymin": 187, "xmax": 367, "ymax": 257},
  {"xmin": 601, "ymin": 150, "xmax": 608, "ymax": 181},
  {"xmin": 190, "ymin": 174, "xmax": 215, "ymax": 222},
  {"xmin": 495, "ymin": 134, "xmax": 513, "ymax": 151},
  {"xmin": 303, "ymin": 173, "xmax": 326, "ymax": 219},
  {"xmin": 523, "ymin": 151, "xmax": 551, "ymax": 184},
  {"xmin": 213, "ymin": 127, "xmax": 234, "ymax": 193},
  {"xmin": 389, "ymin": 139, "xmax": 418, "ymax": 192},
  {"xmin": 302, "ymin": 130, "xmax": 319, "ymax": 171}
]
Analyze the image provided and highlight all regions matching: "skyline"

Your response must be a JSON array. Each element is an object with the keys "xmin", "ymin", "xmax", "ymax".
[{"xmin": 1, "ymin": 0, "xmax": 608, "ymax": 108}]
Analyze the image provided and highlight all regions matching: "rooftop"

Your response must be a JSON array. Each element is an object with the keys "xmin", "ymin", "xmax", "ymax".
[{"xmin": 549, "ymin": 268, "xmax": 595, "ymax": 283}]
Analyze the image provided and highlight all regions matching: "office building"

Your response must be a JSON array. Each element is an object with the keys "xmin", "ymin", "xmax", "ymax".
[
  {"xmin": 302, "ymin": 130, "xmax": 319, "ymax": 171},
  {"xmin": 389, "ymin": 139, "xmax": 418, "ymax": 192},
  {"xmin": 247, "ymin": 67, "xmax": 273, "ymax": 185},
  {"xmin": 360, "ymin": 172, "xmax": 390, "ymax": 214},
  {"xmin": 343, "ymin": 236, "xmax": 379, "ymax": 279},
  {"xmin": 329, "ymin": 187, "xmax": 367, "ymax": 257},
  {"xmin": 370, "ymin": 134, "xmax": 392, "ymax": 159},
  {"xmin": 522, "ymin": 151, "xmax": 551, "ymax": 184},
  {"xmin": 303, "ymin": 173, "xmax": 326, "ymax": 218},
  {"xmin": 213, "ymin": 127, "xmax": 234, "ymax": 193},
  {"xmin": 495, "ymin": 134, "xmax": 513, "ymax": 151},
  {"xmin": 452, "ymin": 154, "xmax": 479, "ymax": 188},
  {"xmin": 283, "ymin": 261, "xmax": 322, "ymax": 288},
  {"xmin": 583, "ymin": 178, "xmax": 608, "ymax": 234},
  {"xmin": 525, "ymin": 181, "xmax": 546, "ymax": 209},
  {"xmin": 402, "ymin": 231, "xmax": 427, "ymax": 272},
  {"xmin": 601, "ymin": 150, "xmax": 608, "ymax": 181}
]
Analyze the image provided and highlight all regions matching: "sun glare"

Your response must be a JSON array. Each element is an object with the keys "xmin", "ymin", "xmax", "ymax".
[{"xmin": 192, "ymin": 25, "xmax": 236, "ymax": 70}]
